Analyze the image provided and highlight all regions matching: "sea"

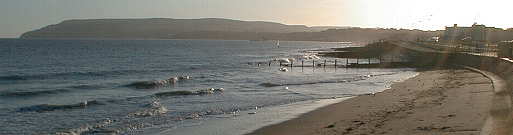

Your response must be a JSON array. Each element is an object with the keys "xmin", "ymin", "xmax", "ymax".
[{"xmin": 0, "ymin": 39, "xmax": 418, "ymax": 135}]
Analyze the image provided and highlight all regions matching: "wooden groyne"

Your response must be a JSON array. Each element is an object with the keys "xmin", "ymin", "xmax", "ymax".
[{"xmin": 252, "ymin": 58, "xmax": 412, "ymax": 69}]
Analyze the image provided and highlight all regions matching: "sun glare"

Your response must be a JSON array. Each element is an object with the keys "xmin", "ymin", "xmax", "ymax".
[{"xmin": 347, "ymin": 0, "xmax": 513, "ymax": 30}]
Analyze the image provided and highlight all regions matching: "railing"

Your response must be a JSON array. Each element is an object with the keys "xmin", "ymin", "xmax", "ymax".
[{"xmin": 415, "ymin": 41, "xmax": 498, "ymax": 57}]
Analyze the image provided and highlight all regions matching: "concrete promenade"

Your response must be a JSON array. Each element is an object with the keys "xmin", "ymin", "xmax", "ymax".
[{"xmin": 390, "ymin": 41, "xmax": 513, "ymax": 135}]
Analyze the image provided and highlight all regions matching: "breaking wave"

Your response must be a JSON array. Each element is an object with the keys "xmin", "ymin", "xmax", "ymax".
[
  {"xmin": 1, "ymin": 84, "xmax": 104, "ymax": 98},
  {"xmin": 0, "ymin": 75, "xmax": 27, "ymax": 81},
  {"xmin": 54, "ymin": 118, "xmax": 115, "ymax": 135},
  {"xmin": 0, "ymin": 89, "xmax": 71, "ymax": 97},
  {"xmin": 124, "ymin": 80, "xmax": 174, "ymax": 89},
  {"xmin": 17, "ymin": 100, "xmax": 104, "ymax": 113},
  {"xmin": 0, "ymin": 69, "xmax": 175, "ymax": 81},
  {"xmin": 154, "ymin": 91, "xmax": 197, "ymax": 97},
  {"xmin": 128, "ymin": 100, "xmax": 168, "ymax": 117},
  {"xmin": 67, "ymin": 84, "xmax": 105, "ymax": 90},
  {"xmin": 154, "ymin": 88, "xmax": 224, "ymax": 97},
  {"xmin": 125, "ymin": 76, "xmax": 191, "ymax": 89}
]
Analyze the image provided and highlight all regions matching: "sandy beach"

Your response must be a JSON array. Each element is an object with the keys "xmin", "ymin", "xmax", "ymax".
[{"xmin": 248, "ymin": 69, "xmax": 494, "ymax": 135}]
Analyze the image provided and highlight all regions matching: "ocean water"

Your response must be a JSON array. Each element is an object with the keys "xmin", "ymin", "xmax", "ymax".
[{"xmin": 0, "ymin": 39, "xmax": 417, "ymax": 135}]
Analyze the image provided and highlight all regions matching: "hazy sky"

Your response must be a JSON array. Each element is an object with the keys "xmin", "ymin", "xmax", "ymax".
[{"xmin": 1, "ymin": 0, "xmax": 513, "ymax": 38}]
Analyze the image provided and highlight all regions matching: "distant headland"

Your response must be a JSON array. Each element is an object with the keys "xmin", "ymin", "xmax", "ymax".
[{"xmin": 21, "ymin": 18, "xmax": 441, "ymax": 42}]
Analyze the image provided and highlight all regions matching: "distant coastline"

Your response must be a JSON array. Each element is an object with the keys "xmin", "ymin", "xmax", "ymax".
[
  {"xmin": 19, "ymin": 18, "xmax": 440, "ymax": 42},
  {"xmin": 7, "ymin": 37, "xmax": 353, "ymax": 44}
]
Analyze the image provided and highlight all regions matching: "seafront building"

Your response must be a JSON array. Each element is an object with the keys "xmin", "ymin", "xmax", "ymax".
[{"xmin": 442, "ymin": 23, "xmax": 501, "ymax": 47}]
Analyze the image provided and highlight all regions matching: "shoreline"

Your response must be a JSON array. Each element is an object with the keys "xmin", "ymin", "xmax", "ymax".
[
  {"xmin": 248, "ymin": 68, "xmax": 494, "ymax": 135},
  {"xmin": 156, "ymin": 98, "xmax": 349, "ymax": 135},
  {"xmin": 155, "ymin": 70, "xmax": 419, "ymax": 135}
]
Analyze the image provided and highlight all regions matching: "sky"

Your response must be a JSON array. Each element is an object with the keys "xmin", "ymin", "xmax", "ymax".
[{"xmin": 1, "ymin": 0, "xmax": 513, "ymax": 38}]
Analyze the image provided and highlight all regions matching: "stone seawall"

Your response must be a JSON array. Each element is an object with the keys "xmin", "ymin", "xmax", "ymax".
[{"xmin": 448, "ymin": 53, "xmax": 512, "ymax": 89}]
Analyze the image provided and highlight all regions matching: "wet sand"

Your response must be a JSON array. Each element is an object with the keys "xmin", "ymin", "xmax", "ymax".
[{"xmin": 248, "ymin": 69, "xmax": 494, "ymax": 135}]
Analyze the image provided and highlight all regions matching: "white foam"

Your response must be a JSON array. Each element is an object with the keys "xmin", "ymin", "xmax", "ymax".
[{"xmin": 153, "ymin": 98, "xmax": 349, "ymax": 135}]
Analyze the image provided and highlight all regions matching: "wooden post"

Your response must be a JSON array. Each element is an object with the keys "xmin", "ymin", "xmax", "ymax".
[
  {"xmin": 334, "ymin": 59, "xmax": 337, "ymax": 69},
  {"xmin": 279, "ymin": 61, "xmax": 282, "ymax": 67},
  {"xmin": 313, "ymin": 60, "xmax": 315, "ymax": 67},
  {"xmin": 346, "ymin": 58, "xmax": 349, "ymax": 68},
  {"xmin": 356, "ymin": 58, "xmax": 359, "ymax": 64},
  {"xmin": 302, "ymin": 60, "xmax": 304, "ymax": 68},
  {"xmin": 368, "ymin": 58, "xmax": 371, "ymax": 64},
  {"xmin": 324, "ymin": 60, "xmax": 326, "ymax": 68},
  {"xmin": 269, "ymin": 61, "xmax": 271, "ymax": 67},
  {"xmin": 290, "ymin": 61, "xmax": 293, "ymax": 69}
]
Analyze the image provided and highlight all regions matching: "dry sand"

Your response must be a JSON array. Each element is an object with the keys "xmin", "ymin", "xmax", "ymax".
[{"xmin": 248, "ymin": 69, "xmax": 494, "ymax": 135}]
